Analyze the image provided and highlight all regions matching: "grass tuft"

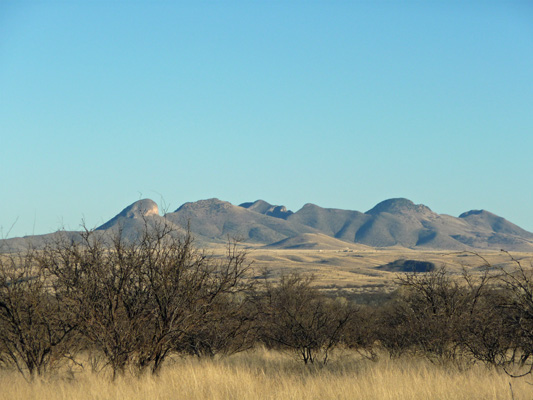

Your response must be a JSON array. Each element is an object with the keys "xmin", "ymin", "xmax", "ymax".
[{"xmin": 0, "ymin": 349, "xmax": 531, "ymax": 399}]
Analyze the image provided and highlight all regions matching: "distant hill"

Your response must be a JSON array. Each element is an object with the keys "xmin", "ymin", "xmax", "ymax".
[
  {"xmin": 287, "ymin": 203, "xmax": 369, "ymax": 240},
  {"xmin": 96, "ymin": 198, "xmax": 161, "ymax": 231},
  {"xmin": 458, "ymin": 209, "xmax": 533, "ymax": 239},
  {"xmin": 266, "ymin": 233, "xmax": 370, "ymax": 250},
  {"xmin": 164, "ymin": 198, "xmax": 317, "ymax": 244},
  {"xmin": 94, "ymin": 198, "xmax": 186, "ymax": 240},
  {"xmin": 239, "ymin": 200, "xmax": 293, "ymax": 219},
  {"xmin": 377, "ymin": 259, "xmax": 436, "ymax": 273},
  {"xmin": 2, "ymin": 197, "xmax": 533, "ymax": 252}
]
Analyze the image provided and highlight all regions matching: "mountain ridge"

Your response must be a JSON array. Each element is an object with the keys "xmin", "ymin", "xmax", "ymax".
[{"xmin": 2, "ymin": 197, "xmax": 533, "ymax": 252}]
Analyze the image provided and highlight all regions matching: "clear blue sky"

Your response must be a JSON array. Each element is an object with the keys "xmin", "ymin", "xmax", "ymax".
[{"xmin": 1, "ymin": 1, "xmax": 532, "ymax": 238}]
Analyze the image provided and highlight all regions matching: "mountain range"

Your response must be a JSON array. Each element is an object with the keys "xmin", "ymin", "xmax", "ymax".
[{"xmin": 2, "ymin": 198, "xmax": 533, "ymax": 252}]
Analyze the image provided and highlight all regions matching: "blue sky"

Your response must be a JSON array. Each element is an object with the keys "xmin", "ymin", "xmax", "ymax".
[{"xmin": 1, "ymin": 1, "xmax": 532, "ymax": 238}]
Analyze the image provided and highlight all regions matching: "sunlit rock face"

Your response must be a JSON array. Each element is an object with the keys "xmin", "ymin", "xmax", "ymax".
[
  {"xmin": 121, "ymin": 199, "xmax": 159, "ymax": 218},
  {"xmin": 95, "ymin": 199, "xmax": 159, "ymax": 231}
]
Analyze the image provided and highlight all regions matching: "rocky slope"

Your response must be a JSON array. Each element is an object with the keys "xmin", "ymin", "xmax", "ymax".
[{"xmin": 3, "ymin": 197, "xmax": 533, "ymax": 252}]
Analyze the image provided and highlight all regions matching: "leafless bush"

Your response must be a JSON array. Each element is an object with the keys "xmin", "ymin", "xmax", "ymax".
[
  {"xmin": 0, "ymin": 250, "xmax": 75, "ymax": 380},
  {"xmin": 8, "ymin": 222, "xmax": 533, "ymax": 379},
  {"xmin": 38, "ymin": 221, "xmax": 252, "ymax": 378},
  {"xmin": 176, "ymin": 292, "xmax": 258, "ymax": 358},
  {"xmin": 342, "ymin": 305, "xmax": 378, "ymax": 360},
  {"xmin": 459, "ymin": 288, "xmax": 515, "ymax": 367},
  {"xmin": 133, "ymin": 234, "xmax": 252, "ymax": 373},
  {"xmin": 38, "ymin": 229, "xmax": 152, "ymax": 379},
  {"xmin": 493, "ymin": 252, "xmax": 533, "ymax": 377},
  {"xmin": 377, "ymin": 265, "xmax": 493, "ymax": 363},
  {"xmin": 256, "ymin": 273, "xmax": 353, "ymax": 365}
]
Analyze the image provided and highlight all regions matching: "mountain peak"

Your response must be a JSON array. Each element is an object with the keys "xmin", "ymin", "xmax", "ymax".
[
  {"xmin": 459, "ymin": 209, "xmax": 489, "ymax": 218},
  {"xmin": 174, "ymin": 198, "xmax": 234, "ymax": 213},
  {"xmin": 174, "ymin": 198, "xmax": 236, "ymax": 215},
  {"xmin": 366, "ymin": 198, "xmax": 432, "ymax": 216},
  {"xmin": 120, "ymin": 199, "xmax": 159, "ymax": 218},
  {"xmin": 458, "ymin": 209, "xmax": 533, "ymax": 238},
  {"xmin": 5, "ymin": 196, "xmax": 533, "ymax": 252},
  {"xmin": 239, "ymin": 200, "xmax": 273, "ymax": 213},
  {"xmin": 301, "ymin": 203, "xmax": 321, "ymax": 210},
  {"xmin": 96, "ymin": 199, "xmax": 159, "ymax": 230},
  {"xmin": 239, "ymin": 200, "xmax": 293, "ymax": 219}
]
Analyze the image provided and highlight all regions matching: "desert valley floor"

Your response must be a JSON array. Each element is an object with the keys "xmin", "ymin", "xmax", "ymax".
[{"xmin": 210, "ymin": 243, "xmax": 533, "ymax": 299}]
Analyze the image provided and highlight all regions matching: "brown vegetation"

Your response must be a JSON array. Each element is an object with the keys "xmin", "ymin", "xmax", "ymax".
[
  {"xmin": 0, "ymin": 250, "xmax": 75, "ymax": 380},
  {"xmin": 2, "ymin": 222, "xmax": 533, "ymax": 396},
  {"xmin": 254, "ymin": 272, "xmax": 354, "ymax": 364}
]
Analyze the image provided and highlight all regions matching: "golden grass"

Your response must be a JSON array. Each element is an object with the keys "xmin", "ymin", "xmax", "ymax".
[
  {"xmin": 1, "ymin": 349, "xmax": 531, "ymax": 400},
  {"xmin": 238, "ymin": 247, "xmax": 533, "ymax": 294}
]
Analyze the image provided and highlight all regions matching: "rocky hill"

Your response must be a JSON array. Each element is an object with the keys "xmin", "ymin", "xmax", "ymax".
[{"xmin": 2, "ymin": 197, "xmax": 533, "ymax": 252}]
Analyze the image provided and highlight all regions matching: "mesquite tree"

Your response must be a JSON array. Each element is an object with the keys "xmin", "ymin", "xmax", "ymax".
[
  {"xmin": 0, "ymin": 250, "xmax": 75, "ymax": 380},
  {"xmin": 38, "ymin": 221, "xmax": 252, "ymax": 377},
  {"xmin": 257, "ymin": 273, "xmax": 353, "ymax": 364}
]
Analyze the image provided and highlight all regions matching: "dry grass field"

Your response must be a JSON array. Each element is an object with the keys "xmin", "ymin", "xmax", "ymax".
[
  {"xmin": 0, "ymin": 348, "xmax": 531, "ymax": 400},
  {"xmin": 2, "ymin": 244, "xmax": 532, "ymax": 399},
  {"xmin": 231, "ymin": 245, "xmax": 533, "ymax": 297}
]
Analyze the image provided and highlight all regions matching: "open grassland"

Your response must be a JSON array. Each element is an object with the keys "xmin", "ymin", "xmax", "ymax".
[
  {"xmin": 0, "ymin": 349, "xmax": 531, "ymax": 400},
  {"xmin": 230, "ymin": 246, "xmax": 533, "ymax": 295},
  {"xmin": 3, "ymin": 241, "xmax": 533, "ymax": 399}
]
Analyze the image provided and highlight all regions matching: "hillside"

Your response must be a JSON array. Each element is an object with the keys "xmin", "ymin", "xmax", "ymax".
[{"xmin": 2, "ymin": 197, "xmax": 533, "ymax": 252}]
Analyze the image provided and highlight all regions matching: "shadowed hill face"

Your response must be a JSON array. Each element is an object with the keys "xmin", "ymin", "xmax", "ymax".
[
  {"xmin": 166, "ymin": 199, "xmax": 315, "ymax": 244},
  {"xmin": 287, "ymin": 203, "xmax": 369, "ymax": 241},
  {"xmin": 459, "ymin": 210, "xmax": 533, "ymax": 238},
  {"xmin": 239, "ymin": 200, "xmax": 293, "ymax": 219},
  {"xmin": 377, "ymin": 259, "xmax": 436, "ymax": 273},
  {"xmin": 353, "ymin": 199, "xmax": 442, "ymax": 248},
  {"xmin": 365, "ymin": 198, "xmax": 433, "ymax": 216},
  {"xmin": 355, "ymin": 212, "xmax": 424, "ymax": 247},
  {"xmin": 239, "ymin": 200, "xmax": 273, "ymax": 214},
  {"xmin": 174, "ymin": 198, "xmax": 233, "ymax": 215}
]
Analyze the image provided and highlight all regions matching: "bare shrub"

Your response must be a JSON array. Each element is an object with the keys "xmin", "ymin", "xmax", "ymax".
[
  {"xmin": 459, "ymin": 288, "xmax": 515, "ymax": 367},
  {"xmin": 256, "ymin": 273, "xmax": 353, "ymax": 364},
  {"xmin": 38, "ymin": 222, "xmax": 252, "ymax": 378},
  {"xmin": 0, "ymin": 250, "xmax": 75, "ymax": 380},
  {"xmin": 493, "ymin": 252, "xmax": 533, "ymax": 377},
  {"xmin": 377, "ymin": 265, "xmax": 492, "ymax": 363},
  {"xmin": 39, "ymin": 229, "xmax": 152, "ymax": 379},
  {"xmin": 134, "ymin": 235, "xmax": 252, "ymax": 373},
  {"xmin": 343, "ymin": 305, "xmax": 378, "ymax": 360},
  {"xmin": 176, "ymin": 292, "xmax": 258, "ymax": 358}
]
